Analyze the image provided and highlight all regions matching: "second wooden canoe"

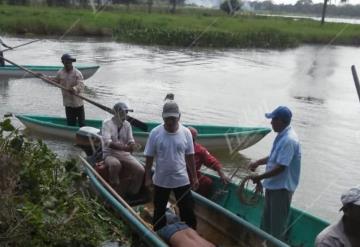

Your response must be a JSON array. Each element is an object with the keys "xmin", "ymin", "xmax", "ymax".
[
  {"xmin": 0, "ymin": 65, "xmax": 100, "ymax": 80},
  {"xmin": 16, "ymin": 114, "xmax": 271, "ymax": 152}
]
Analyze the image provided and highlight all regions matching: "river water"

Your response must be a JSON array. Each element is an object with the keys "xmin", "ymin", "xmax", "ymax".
[{"xmin": 1, "ymin": 36, "xmax": 359, "ymax": 224}]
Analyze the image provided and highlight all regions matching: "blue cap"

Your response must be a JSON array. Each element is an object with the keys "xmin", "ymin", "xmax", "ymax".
[
  {"xmin": 265, "ymin": 106, "xmax": 292, "ymax": 123},
  {"xmin": 61, "ymin": 53, "xmax": 76, "ymax": 62}
]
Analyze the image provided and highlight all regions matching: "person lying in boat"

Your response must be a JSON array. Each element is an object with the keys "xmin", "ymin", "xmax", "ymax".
[
  {"xmin": 0, "ymin": 38, "xmax": 12, "ymax": 66},
  {"xmin": 157, "ymin": 209, "xmax": 216, "ymax": 247},
  {"xmin": 100, "ymin": 102, "xmax": 145, "ymax": 198},
  {"xmin": 315, "ymin": 186, "xmax": 360, "ymax": 247},
  {"xmin": 188, "ymin": 126, "xmax": 230, "ymax": 198},
  {"xmin": 50, "ymin": 54, "xmax": 85, "ymax": 127}
]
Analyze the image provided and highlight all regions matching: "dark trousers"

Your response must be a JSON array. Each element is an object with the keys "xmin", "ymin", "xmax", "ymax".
[
  {"xmin": 153, "ymin": 184, "xmax": 197, "ymax": 231},
  {"xmin": 65, "ymin": 105, "xmax": 85, "ymax": 127},
  {"xmin": 0, "ymin": 51, "xmax": 4, "ymax": 66},
  {"xmin": 261, "ymin": 189, "xmax": 293, "ymax": 240}
]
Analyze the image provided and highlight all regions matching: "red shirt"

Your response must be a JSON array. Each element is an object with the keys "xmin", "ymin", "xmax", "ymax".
[{"xmin": 194, "ymin": 142, "xmax": 222, "ymax": 177}]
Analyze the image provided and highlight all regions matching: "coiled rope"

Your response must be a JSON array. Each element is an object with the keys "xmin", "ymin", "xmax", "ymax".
[{"xmin": 237, "ymin": 175, "xmax": 263, "ymax": 206}]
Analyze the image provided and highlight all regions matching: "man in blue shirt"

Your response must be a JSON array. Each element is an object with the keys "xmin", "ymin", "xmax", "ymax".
[{"xmin": 249, "ymin": 106, "xmax": 301, "ymax": 240}]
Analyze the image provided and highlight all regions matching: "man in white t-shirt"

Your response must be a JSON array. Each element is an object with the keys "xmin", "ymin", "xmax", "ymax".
[
  {"xmin": 102, "ymin": 102, "xmax": 145, "ymax": 197},
  {"xmin": 144, "ymin": 100, "xmax": 199, "ymax": 231}
]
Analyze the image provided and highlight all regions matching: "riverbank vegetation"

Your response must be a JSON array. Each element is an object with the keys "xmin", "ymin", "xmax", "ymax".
[
  {"xmin": 0, "ymin": 118, "xmax": 131, "ymax": 246},
  {"xmin": 1, "ymin": 4, "xmax": 360, "ymax": 48}
]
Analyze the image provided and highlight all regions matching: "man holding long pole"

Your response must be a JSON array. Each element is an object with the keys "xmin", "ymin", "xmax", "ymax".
[{"xmin": 52, "ymin": 53, "xmax": 85, "ymax": 127}]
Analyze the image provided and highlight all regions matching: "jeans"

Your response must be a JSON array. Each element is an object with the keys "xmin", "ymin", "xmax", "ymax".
[{"xmin": 153, "ymin": 184, "xmax": 196, "ymax": 231}]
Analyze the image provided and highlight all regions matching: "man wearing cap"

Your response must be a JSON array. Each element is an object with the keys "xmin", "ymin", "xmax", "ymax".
[
  {"xmin": 315, "ymin": 186, "xmax": 360, "ymax": 247},
  {"xmin": 0, "ymin": 38, "xmax": 12, "ymax": 66},
  {"xmin": 248, "ymin": 106, "xmax": 301, "ymax": 240},
  {"xmin": 144, "ymin": 100, "xmax": 199, "ymax": 231},
  {"xmin": 53, "ymin": 53, "xmax": 85, "ymax": 126},
  {"xmin": 101, "ymin": 102, "xmax": 145, "ymax": 197},
  {"xmin": 188, "ymin": 126, "xmax": 230, "ymax": 197}
]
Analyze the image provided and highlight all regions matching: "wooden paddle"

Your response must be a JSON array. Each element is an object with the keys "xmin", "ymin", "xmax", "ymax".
[
  {"xmin": 0, "ymin": 56, "xmax": 148, "ymax": 131},
  {"xmin": 351, "ymin": 65, "xmax": 360, "ymax": 103},
  {"xmin": 2, "ymin": 39, "xmax": 41, "ymax": 52}
]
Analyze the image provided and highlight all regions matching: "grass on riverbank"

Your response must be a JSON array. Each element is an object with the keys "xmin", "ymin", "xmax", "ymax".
[
  {"xmin": 1, "ymin": 4, "xmax": 360, "ymax": 48},
  {"xmin": 0, "ymin": 118, "xmax": 132, "ymax": 246}
]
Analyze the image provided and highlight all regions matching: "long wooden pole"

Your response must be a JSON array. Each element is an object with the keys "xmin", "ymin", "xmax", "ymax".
[
  {"xmin": 0, "ymin": 56, "xmax": 148, "ymax": 131},
  {"xmin": 2, "ymin": 39, "xmax": 41, "ymax": 52},
  {"xmin": 351, "ymin": 65, "xmax": 360, "ymax": 103}
]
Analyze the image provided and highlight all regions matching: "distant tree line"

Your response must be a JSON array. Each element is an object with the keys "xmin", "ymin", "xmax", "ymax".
[{"xmin": 246, "ymin": 0, "xmax": 360, "ymax": 18}]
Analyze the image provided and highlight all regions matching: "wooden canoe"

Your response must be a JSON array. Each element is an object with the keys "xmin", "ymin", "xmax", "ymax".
[
  {"xmin": 83, "ymin": 157, "xmax": 289, "ymax": 247},
  {"xmin": 204, "ymin": 172, "xmax": 330, "ymax": 247},
  {"xmin": 15, "ymin": 114, "xmax": 271, "ymax": 152},
  {"xmin": 0, "ymin": 65, "xmax": 99, "ymax": 80}
]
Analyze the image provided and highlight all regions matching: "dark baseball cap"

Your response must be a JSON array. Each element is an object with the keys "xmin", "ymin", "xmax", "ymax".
[{"xmin": 61, "ymin": 53, "xmax": 76, "ymax": 62}]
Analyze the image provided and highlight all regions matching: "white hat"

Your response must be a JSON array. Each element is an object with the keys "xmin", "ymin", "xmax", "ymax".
[{"xmin": 341, "ymin": 186, "xmax": 360, "ymax": 206}]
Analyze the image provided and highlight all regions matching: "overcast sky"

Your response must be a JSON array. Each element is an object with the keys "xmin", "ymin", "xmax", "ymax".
[{"xmin": 274, "ymin": 0, "xmax": 357, "ymax": 4}]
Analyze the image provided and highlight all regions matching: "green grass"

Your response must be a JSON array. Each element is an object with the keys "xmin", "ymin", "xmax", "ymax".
[{"xmin": 1, "ymin": 4, "xmax": 360, "ymax": 48}]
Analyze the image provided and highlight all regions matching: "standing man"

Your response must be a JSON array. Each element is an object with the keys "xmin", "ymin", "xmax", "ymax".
[
  {"xmin": 188, "ymin": 126, "xmax": 230, "ymax": 197},
  {"xmin": 53, "ymin": 53, "xmax": 85, "ymax": 126},
  {"xmin": 248, "ymin": 106, "xmax": 301, "ymax": 240},
  {"xmin": 101, "ymin": 102, "xmax": 145, "ymax": 197},
  {"xmin": 144, "ymin": 100, "xmax": 199, "ymax": 231},
  {"xmin": 0, "ymin": 38, "xmax": 12, "ymax": 66},
  {"xmin": 315, "ymin": 186, "xmax": 360, "ymax": 247}
]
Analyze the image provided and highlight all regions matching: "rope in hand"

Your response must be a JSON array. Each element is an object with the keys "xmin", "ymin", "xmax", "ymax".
[{"xmin": 237, "ymin": 175, "xmax": 263, "ymax": 206}]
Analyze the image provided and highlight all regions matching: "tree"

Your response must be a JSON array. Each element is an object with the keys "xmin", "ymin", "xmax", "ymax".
[
  {"xmin": 220, "ymin": 0, "xmax": 241, "ymax": 15},
  {"xmin": 321, "ymin": 0, "xmax": 328, "ymax": 25},
  {"xmin": 296, "ymin": 0, "xmax": 313, "ymax": 5}
]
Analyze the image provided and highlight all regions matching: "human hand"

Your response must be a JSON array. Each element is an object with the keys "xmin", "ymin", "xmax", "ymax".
[
  {"xmin": 248, "ymin": 161, "xmax": 259, "ymax": 172},
  {"xmin": 250, "ymin": 175, "xmax": 261, "ymax": 184},
  {"xmin": 70, "ymin": 87, "xmax": 78, "ymax": 94},
  {"xmin": 220, "ymin": 174, "xmax": 230, "ymax": 185},
  {"xmin": 218, "ymin": 170, "xmax": 230, "ymax": 185}
]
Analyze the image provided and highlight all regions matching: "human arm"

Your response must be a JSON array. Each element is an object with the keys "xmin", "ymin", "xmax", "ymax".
[
  {"xmin": 109, "ymin": 123, "xmax": 136, "ymax": 152},
  {"xmin": 109, "ymin": 142, "xmax": 135, "ymax": 152},
  {"xmin": 186, "ymin": 154, "xmax": 199, "ymax": 190},
  {"xmin": 144, "ymin": 156, "xmax": 154, "ymax": 187},
  {"xmin": 250, "ymin": 165, "xmax": 286, "ymax": 184},
  {"xmin": 248, "ymin": 156, "xmax": 269, "ymax": 171},
  {"xmin": 201, "ymin": 147, "xmax": 229, "ymax": 184},
  {"xmin": 71, "ymin": 70, "xmax": 85, "ymax": 94}
]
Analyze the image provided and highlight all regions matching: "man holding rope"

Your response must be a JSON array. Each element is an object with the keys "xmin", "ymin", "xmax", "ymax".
[
  {"xmin": 0, "ymin": 38, "xmax": 12, "ymax": 66},
  {"xmin": 248, "ymin": 106, "xmax": 301, "ymax": 240}
]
